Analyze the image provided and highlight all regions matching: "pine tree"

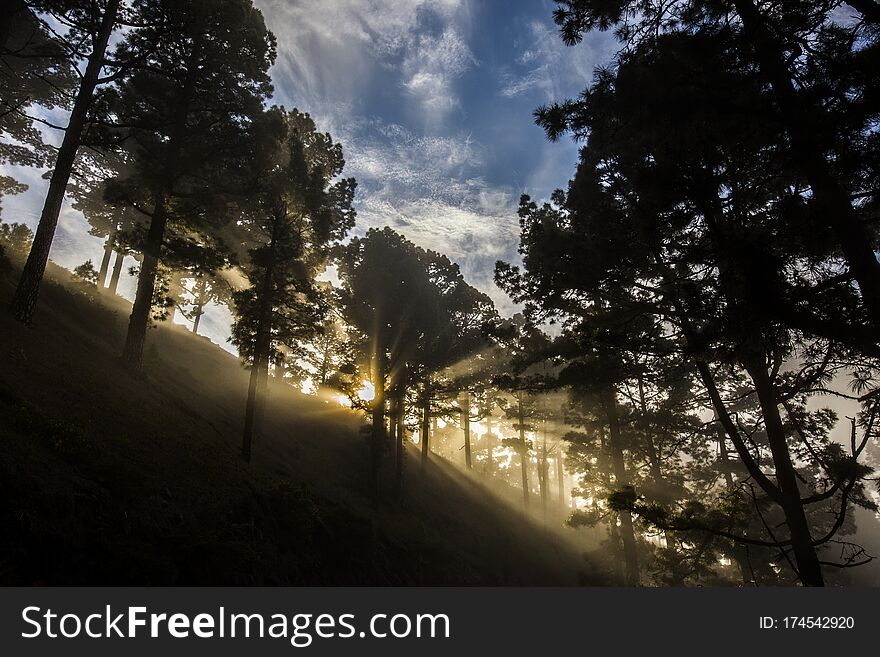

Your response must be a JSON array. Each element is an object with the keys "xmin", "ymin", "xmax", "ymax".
[
  {"xmin": 231, "ymin": 107, "xmax": 355, "ymax": 463},
  {"xmin": 9, "ymin": 0, "xmax": 128, "ymax": 322},
  {"xmin": 106, "ymin": 0, "xmax": 276, "ymax": 372}
]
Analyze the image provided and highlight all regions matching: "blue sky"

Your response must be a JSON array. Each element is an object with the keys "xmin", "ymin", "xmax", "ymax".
[{"xmin": 1, "ymin": 0, "xmax": 616, "ymax": 348}]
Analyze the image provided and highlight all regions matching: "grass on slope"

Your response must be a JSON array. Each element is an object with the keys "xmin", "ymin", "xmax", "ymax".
[{"xmin": 0, "ymin": 259, "xmax": 599, "ymax": 585}]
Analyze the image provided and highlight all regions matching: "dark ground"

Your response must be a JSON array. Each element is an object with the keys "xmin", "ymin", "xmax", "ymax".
[{"xmin": 0, "ymin": 258, "xmax": 598, "ymax": 585}]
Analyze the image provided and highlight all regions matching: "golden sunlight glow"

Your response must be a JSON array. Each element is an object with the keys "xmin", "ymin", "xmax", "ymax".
[
  {"xmin": 357, "ymin": 380, "xmax": 375, "ymax": 402},
  {"xmin": 300, "ymin": 377, "xmax": 317, "ymax": 395},
  {"xmin": 335, "ymin": 395, "xmax": 351, "ymax": 408}
]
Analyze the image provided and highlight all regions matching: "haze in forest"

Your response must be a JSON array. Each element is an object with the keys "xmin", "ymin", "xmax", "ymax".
[{"xmin": 2, "ymin": 0, "xmax": 880, "ymax": 588}]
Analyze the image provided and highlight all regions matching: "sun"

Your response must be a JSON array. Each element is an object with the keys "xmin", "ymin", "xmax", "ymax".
[{"xmin": 356, "ymin": 380, "xmax": 375, "ymax": 402}]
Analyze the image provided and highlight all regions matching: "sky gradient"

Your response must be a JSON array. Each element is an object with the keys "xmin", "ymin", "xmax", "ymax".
[{"xmin": 1, "ymin": 0, "xmax": 616, "ymax": 350}]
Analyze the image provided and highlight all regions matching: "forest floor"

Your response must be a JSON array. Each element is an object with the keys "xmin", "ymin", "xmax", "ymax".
[{"xmin": 0, "ymin": 259, "xmax": 602, "ymax": 585}]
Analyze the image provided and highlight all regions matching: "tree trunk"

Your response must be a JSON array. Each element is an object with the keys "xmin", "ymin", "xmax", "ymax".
[
  {"xmin": 98, "ymin": 230, "xmax": 116, "ymax": 288},
  {"xmin": 556, "ymin": 454, "xmax": 565, "ymax": 507},
  {"xmin": 683, "ymin": 189, "xmax": 824, "ymax": 586},
  {"xmin": 609, "ymin": 514, "xmax": 625, "ymax": 584},
  {"xmin": 241, "ymin": 217, "xmax": 281, "ymax": 462},
  {"xmin": 241, "ymin": 344, "xmax": 269, "ymax": 463},
  {"xmin": 485, "ymin": 397, "xmax": 495, "ymax": 476},
  {"xmin": 192, "ymin": 303, "xmax": 203, "ymax": 334},
  {"xmin": 539, "ymin": 421, "xmax": 548, "ymax": 515},
  {"xmin": 741, "ymin": 354, "xmax": 824, "ymax": 586},
  {"xmin": 388, "ymin": 401, "xmax": 397, "ymax": 445},
  {"xmin": 120, "ymin": 40, "xmax": 200, "ymax": 371},
  {"xmin": 369, "ymin": 347, "xmax": 386, "ymax": 510},
  {"xmin": 733, "ymin": 0, "xmax": 880, "ymax": 326},
  {"xmin": 394, "ymin": 363, "xmax": 406, "ymax": 499},
  {"xmin": 518, "ymin": 393, "xmax": 530, "ymax": 507},
  {"xmin": 121, "ymin": 194, "xmax": 169, "ymax": 371},
  {"xmin": 192, "ymin": 277, "xmax": 207, "ymax": 334},
  {"xmin": 107, "ymin": 250, "xmax": 124, "ymax": 295},
  {"xmin": 601, "ymin": 388, "xmax": 640, "ymax": 586},
  {"xmin": 659, "ymin": 240, "xmax": 820, "ymax": 584},
  {"xmin": 420, "ymin": 377, "xmax": 431, "ymax": 467},
  {"xmin": 461, "ymin": 390, "xmax": 472, "ymax": 469},
  {"xmin": 9, "ymin": 0, "xmax": 121, "ymax": 323}
]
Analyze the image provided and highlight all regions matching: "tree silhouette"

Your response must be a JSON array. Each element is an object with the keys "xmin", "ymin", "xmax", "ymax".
[
  {"xmin": 9, "ymin": 0, "xmax": 130, "ymax": 323},
  {"xmin": 231, "ymin": 107, "xmax": 355, "ymax": 463},
  {"xmin": 337, "ymin": 228, "xmax": 437, "ymax": 505},
  {"xmin": 545, "ymin": 0, "xmax": 880, "ymax": 329},
  {"xmin": 106, "ymin": 0, "xmax": 275, "ymax": 372},
  {"xmin": 505, "ymin": 33, "xmax": 878, "ymax": 582}
]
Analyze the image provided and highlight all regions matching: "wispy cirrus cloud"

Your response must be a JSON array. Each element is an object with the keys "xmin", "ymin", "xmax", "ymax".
[
  {"xmin": 402, "ymin": 27, "xmax": 477, "ymax": 122},
  {"xmin": 499, "ymin": 19, "xmax": 616, "ymax": 101},
  {"xmin": 255, "ymin": 0, "xmax": 474, "ymax": 120}
]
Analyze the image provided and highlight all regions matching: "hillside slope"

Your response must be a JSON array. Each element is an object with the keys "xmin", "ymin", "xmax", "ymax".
[{"xmin": 0, "ymin": 262, "xmax": 600, "ymax": 585}]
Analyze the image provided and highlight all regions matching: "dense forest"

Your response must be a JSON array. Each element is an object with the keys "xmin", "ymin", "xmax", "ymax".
[{"xmin": 1, "ymin": 0, "xmax": 879, "ymax": 587}]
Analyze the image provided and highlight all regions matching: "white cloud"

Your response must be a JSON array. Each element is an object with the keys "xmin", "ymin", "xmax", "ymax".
[
  {"xmin": 402, "ymin": 28, "xmax": 477, "ymax": 121},
  {"xmin": 500, "ymin": 19, "xmax": 616, "ymax": 100},
  {"xmin": 356, "ymin": 195, "xmax": 521, "ymax": 314},
  {"xmin": 331, "ymin": 119, "xmax": 522, "ymax": 314},
  {"xmin": 255, "ymin": 0, "xmax": 474, "ymax": 124}
]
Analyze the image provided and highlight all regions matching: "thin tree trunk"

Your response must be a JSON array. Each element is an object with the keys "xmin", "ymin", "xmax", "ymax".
[
  {"xmin": 388, "ymin": 399, "xmax": 397, "ymax": 445},
  {"xmin": 518, "ymin": 393, "xmax": 530, "ymax": 507},
  {"xmin": 485, "ymin": 397, "xmax": 494, "ymax": 476},
  {"xmin": 10, "ymin": 0, "xmax": 121, "ymax": 323},
  {"xmin": 98, "ymin": 230, "xmax": 116, "ymax": 288},
  {"xmin": 539, "ymin": 419, "xmax": 548, "ymax": 515},
  {"xmin": 394, "ymin": 362, "xmax": 406, "ymax": 499},
  {"xmin": 602, "ymin": 388, "xmax": 640, "ymax": 586},
  {"xmin": 370, "ymin": 347, "xmax": 386, "ymax": 510},
  {"xmin": 637, "ymin": 375, "xmax": 677, "ymax": 557},
  {"xmin": 461, "ymin": 390, "xmax": 472, "ymax": 469},
  {"xmin": 556, "ymin": 453, "xmax": 565, "ymax": 507},
  {"xmin": 107, "ymin": 250, "xmax": 124, "ymax": 295},
  {"xmin": 609, "ymin": 511, "xmax": 625, "ymax": 583},
  {"xmin": 192, "ymin": 302, "xmax": 203, "ymax": 334},
  {"xmin": 420, "ymin": 377, "xmax": 431, "ymax": 467},
  {"xmin": 318, "ymin": 338, "xmax": 331, "ymax": 386},
  {"xmin": 191, "ymin": 277, "xmax": 207, "ymax": 334},
  {"xmin": 733, "ymin": 0, "xmax": 880, "ymax": 326},
  {"xmin": 166, "ymin": 279, "xmax": 181, "ymax": 324},
  {"xmin": 241, "ymin": 216, "xmax": 281, "ymax": 462}
]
